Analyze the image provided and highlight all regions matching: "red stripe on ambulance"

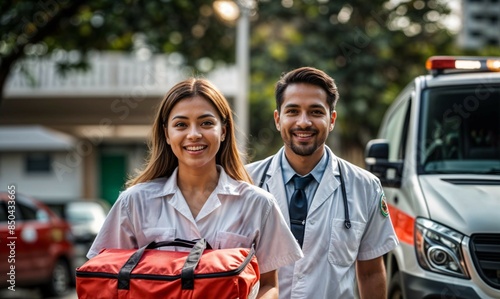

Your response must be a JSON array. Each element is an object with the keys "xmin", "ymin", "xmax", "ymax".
[{"xmin": 388, "ymin": 204, "xmax": 414, "ymax": 245}]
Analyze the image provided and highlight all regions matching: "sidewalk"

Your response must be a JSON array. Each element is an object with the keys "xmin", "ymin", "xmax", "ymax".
[
  {"xmin": 0, "ymin": 287, "xmax": 77, "ymax": 299},
  {"xmin": 0, "ymin": 242, "xmax": 89, "ymax": 299}
]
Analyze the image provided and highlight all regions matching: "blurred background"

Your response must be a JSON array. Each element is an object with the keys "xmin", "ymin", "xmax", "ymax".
[{"xmin": 0, "ymin": 0, "xmax": 499, "ymax": 297}]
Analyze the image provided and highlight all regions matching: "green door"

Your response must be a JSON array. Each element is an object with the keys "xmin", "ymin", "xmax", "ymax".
[{"xmin": 100, "ymin": 153, "xmax": 127, "ymax": 206}]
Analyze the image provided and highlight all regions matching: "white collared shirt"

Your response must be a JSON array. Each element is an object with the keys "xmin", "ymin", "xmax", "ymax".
[{"xmin": 87, "ymin": 166, "xmax": 303, "ymax": 274}]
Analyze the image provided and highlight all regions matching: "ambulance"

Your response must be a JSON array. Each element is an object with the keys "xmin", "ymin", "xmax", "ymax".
[{"xmin": 365, "ymin": 56, "xmax": 500, "ymax": 299}]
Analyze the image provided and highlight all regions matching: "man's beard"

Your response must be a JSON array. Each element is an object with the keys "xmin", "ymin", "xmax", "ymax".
[{"xmin": 290, "ymin": 141, "xmax": 318, "ymax": 156}]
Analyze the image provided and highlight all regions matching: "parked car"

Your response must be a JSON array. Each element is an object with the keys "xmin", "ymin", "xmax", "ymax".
[
  {"xmin": 45, "ymin": 199, "xmax": 111, "ymax": 270},
  {"xmin": 365, "ymin": 56, "xmax": 500, "ymax": 298},
  {"xmin": 0, "ymin": 190, "xmax": 74, "ymax": 298},
  {"xmin": 58, "ymin": 200, "xmax": 110, "ymax": 245}
]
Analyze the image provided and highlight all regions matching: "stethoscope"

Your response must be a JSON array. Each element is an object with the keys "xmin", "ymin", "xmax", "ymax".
[{"xmin": 258, "ymin": 156, "xmax": 351, "ymax": 229}]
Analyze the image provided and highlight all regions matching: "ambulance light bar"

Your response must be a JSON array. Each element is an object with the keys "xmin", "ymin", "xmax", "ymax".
[{"xmin": 426, "ymin": 56, "xmax": 500, "ymax": 75}]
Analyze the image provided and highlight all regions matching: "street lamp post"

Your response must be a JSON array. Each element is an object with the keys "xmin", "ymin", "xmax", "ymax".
[
  {"xmin": 235, "ymin": 3, "xmax": 250, "ymax": 158},
  {"xmin": 213, "ymin": 0, "xmax": 252, "ymax": 160}
]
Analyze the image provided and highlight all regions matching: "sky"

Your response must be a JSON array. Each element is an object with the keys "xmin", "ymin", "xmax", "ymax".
[{"xmin": 443, "ymin": 0, "xmax": 462, "ymax": 33}]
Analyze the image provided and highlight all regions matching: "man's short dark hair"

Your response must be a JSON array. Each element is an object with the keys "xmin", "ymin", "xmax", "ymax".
[{"xmin": 275, "ymin": 67, "xmax": 339, "ymax": 113}]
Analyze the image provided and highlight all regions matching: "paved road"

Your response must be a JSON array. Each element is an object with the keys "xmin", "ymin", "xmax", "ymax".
[
  {"xmin": 0, "ymin": 288, "xmax": 77, "ymax": 299},
  {"xmin": 0, "ymin": 243, "xmax": 88, "ymax": 299}
]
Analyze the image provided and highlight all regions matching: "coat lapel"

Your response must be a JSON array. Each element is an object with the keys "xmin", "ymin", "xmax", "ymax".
[
  {"xmin": 308, "ymin": 149, "xmax": 341, "ymax": 215},
  {"xmin": 264, "ymin": 150, "xmax": 290, "ymax": 223}
]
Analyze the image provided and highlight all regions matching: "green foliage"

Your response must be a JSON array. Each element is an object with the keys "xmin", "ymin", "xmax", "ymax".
[
  {"xmin": 247, "ymin": 0, "xmax": 462, "ymax": 161},
  {"xmin": 0, "ymin": 0, "xmax": 235, "ymax": 80},
  {"xmin": 2, "ymin": 0, "xmax": 499, "ymax": 163}
]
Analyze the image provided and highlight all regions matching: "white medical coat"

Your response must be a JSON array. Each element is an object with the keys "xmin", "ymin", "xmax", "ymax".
[{"xmin": 246, "ymin": 147, "xmax": 399, "ymax": 299}]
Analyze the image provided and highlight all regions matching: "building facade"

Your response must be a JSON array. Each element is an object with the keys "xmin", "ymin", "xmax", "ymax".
[
  {"xmin": 0, "ymin": 52, "xmax": 237, "ymax": 205},
  {"xmin": 459, "ymin": 0, "xmax": 500, "ymax": 48}
]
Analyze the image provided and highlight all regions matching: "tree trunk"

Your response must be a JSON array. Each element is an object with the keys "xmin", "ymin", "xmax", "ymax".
[{"xmin": 0, "ymin": 51, "xmax": 21, "ymax": 107}]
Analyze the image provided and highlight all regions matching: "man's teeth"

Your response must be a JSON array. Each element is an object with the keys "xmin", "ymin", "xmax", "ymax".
[{"xmin": 296, "ymin": 133, "xmax": 312, "ymax": 137}]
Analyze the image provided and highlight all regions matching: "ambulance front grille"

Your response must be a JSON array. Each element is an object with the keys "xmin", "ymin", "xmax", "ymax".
[{"xmin": 469, "ymin": 234, "xmax": 500, "ymax": 290}]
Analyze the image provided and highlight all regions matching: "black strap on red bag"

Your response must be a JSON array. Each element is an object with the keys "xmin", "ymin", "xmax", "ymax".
[{"xmin": 117, "ymin": 238, "xmax": 213, "ymax": 291}]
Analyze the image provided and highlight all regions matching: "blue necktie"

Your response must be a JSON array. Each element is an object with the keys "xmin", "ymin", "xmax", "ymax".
[{"xmin": 289, "ymin": 175, "xmax": 313, "ymax": 248}]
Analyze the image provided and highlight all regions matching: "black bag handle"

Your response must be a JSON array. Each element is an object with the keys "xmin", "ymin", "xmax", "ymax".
[
  {"xmin": 147, "ymin": 238, "xmax": 212, "ymax": 250},
  {"xmin": 118, "ymin": 238, "xmax": 211, "ymax": 290},
  {"xmin": 180, "ymin": 238, "xmax": 206, "ymax": 290}
]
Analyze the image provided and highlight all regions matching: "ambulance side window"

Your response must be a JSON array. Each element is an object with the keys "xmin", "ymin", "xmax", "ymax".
[{"xmin": 381, "ymin": 97, "xmax": 411, "ymax": 162}]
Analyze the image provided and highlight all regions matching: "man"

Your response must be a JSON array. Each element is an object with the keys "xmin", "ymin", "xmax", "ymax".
[{"xmin": 246, "ymin": 67, "xmax": 399, "ymax": 299}]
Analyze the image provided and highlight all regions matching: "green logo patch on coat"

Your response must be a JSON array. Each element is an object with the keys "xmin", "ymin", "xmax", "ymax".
[{"xmin": 380, "ymin": 193, "xmax": 389, "ymax": 217}]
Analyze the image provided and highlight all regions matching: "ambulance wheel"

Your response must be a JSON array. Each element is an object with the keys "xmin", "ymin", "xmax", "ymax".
[
  {"xmin": 41, "ymin": 258, "xmax": 71, "ymax": 298},
  {"xmin": 388, "ymin": 270, "xmax": 403, "ymax": 299}
]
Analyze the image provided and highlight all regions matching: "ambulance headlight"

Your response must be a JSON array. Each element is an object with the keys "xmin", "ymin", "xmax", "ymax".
[{"xmin": 415, "ymin": 218, "xmax": 469, "ymax": 278}]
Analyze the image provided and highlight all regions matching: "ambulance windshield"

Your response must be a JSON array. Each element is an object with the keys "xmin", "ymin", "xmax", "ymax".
[{"xmin": 419, "ymin": 85, "xmax": 500, "ymax": 174}]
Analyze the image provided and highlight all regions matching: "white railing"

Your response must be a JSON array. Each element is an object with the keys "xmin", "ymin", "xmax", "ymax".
[{"xmin": 4, "ymin": 52, "xmax": 238, "ymax": 98}]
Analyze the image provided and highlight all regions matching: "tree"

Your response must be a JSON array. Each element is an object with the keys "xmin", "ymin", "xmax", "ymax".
[
  {"xmin": 0, "ymin": 0, "xmax": 236, "ymax": 105},
  {"xmin": 246, "ymin": 0, "xmax": 461, "ymax": 163},
  {"xmin": 3, "ymin": 0, "xmax": 497, "ymax": 163}
]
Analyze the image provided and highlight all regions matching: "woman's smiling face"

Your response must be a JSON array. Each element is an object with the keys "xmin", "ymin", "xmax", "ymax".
[{"xmin": 164, "ymin": 96, "xmax": 226, "ymax": 171}]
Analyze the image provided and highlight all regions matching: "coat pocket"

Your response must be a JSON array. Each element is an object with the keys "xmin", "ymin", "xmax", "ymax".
[
  {"xmin": 215, "ymin": 231, "xmax": 253, "ymax": 249},
  {"xmin": 328, "ymin": 219, "xmax": 365, "ymax": 267}
]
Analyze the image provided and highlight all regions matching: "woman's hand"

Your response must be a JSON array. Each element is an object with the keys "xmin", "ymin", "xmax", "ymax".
[{"xmin": 256, "ymin": 270, "xmax": 279, "ymax": 299}]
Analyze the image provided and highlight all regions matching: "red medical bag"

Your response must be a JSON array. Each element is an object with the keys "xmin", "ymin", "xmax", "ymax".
[{"xmin": 76, "ymin": 238, "xmax": 260, "ymax": 299}]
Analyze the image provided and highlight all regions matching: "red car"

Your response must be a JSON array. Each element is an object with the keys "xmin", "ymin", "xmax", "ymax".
[{"xmin": 0, "ymin": 189, "xmax": 74, "ymax": 298}]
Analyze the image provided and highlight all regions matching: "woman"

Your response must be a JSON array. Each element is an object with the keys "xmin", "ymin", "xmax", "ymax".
[{"xmin": 87, "ymin": 78, "xmax": 303, "ymax": 298}]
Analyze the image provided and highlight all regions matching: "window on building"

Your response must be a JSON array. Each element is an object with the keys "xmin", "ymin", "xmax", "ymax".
[
  {"xmin": 469, "ymin": 30, "xmax": 482, "ymax": 37},
  {"xmin": 487, "ymin": 38, "xmax": 499, "ymax": 46},
  {"xmin": 25, "ymin": 153, "xmax": 52, "ymax": 173}
]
